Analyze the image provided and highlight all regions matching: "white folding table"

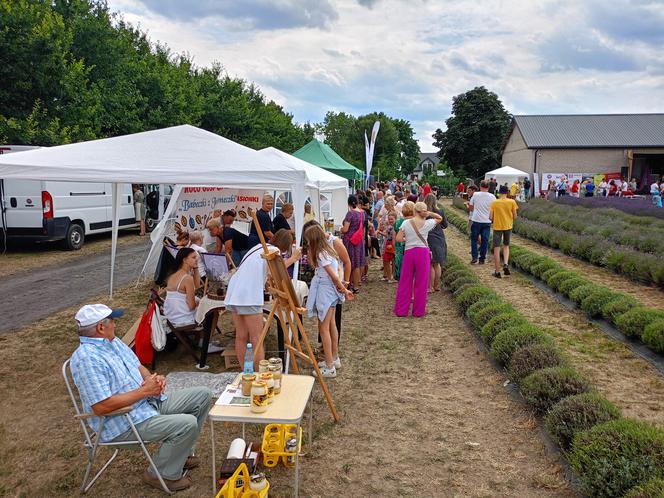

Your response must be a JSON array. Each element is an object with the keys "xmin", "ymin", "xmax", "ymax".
[{"xmin": 209, "ymin": 374, "xmax": 315, "ymax": 497}]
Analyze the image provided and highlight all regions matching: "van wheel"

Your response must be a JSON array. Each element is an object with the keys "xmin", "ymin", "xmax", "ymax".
[
  {"xmin": 146, "ymin": 217, "xmax": 157, "ymax": 231},
  {"xmin": 64, "ymin": 223, "xmax": 84, "ymax": 250}
]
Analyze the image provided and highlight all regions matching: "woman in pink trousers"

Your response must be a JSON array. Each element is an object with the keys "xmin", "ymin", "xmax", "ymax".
[{"xmin": 393, "ymin": 202, "xmax": 443, "ymax": 317}]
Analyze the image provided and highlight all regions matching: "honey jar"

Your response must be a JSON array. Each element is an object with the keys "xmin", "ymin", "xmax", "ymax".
[
  {"xmin": 259, "ymin": 372, "xmax": 275, "ymax": 403},
  {"xmin": 268, "ymin": 364, "xmax": 282, "ymax": 395},
  {"xmin": 241, "ymin": 373, "xmax": 256, "ymax": 396},
  {"xmin": 258, "ymin": 359, "xmax": 270, "ymax": 373},
  {"xmin": 250, "ymin": 381, "xmax": 268, "ymax": 413}
]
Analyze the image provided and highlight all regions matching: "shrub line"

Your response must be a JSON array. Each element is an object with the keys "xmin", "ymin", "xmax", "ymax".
[
  {"xmin": 444, "ymin": 206, "xmax": 664, "ymax": 358},
  {"xmin": 440, "ymin": 254, "xmax": 664, "ymax": 497}
]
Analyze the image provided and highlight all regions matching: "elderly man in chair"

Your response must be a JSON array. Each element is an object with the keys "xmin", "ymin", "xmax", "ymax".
[{"xmin": 70, "ymin": 304, "xmax": 212, "ymax": 492}]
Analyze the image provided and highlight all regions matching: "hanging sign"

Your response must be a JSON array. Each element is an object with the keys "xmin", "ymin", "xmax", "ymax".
[{"xmin": 174, "ymin": 187, "xmax": 263, "ymax": 232}]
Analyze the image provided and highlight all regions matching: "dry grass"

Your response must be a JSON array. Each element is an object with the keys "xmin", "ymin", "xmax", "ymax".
[{"xmin": 0, "ymin": 261, "xmax": 575, "ymax": 497}]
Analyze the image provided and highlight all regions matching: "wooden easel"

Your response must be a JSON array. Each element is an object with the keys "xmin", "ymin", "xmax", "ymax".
[{"xmin": 250, "ymin": 209, "xmax": 340, "ymax": 423}]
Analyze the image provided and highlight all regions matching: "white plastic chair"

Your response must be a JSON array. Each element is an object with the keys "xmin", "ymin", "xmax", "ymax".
[{"xmin": 62, "ymin": 359, "xmax": 173, "ymax": 495}]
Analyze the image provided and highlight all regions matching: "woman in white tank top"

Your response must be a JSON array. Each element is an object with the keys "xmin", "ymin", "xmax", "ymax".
[{"xmin": 163, "ymin": 247, "xmax": 201, "ymax": 326}]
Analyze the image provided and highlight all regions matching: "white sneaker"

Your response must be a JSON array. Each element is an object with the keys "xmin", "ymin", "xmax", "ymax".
[
  {"xmin": 318, "ymin": 358, "xmax": 341, "ymax": 370},
  {"xmin": 314, "ymin": 365, "xmax": 337, "ymax": 378}
]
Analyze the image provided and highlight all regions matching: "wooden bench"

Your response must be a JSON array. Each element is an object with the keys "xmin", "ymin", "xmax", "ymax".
[{"xmin": 121, "ymin": 316, "xmax": 141, "ymax": 348}]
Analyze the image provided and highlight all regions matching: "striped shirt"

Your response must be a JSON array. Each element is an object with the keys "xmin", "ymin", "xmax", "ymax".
[{"xmin": 70, "ymin": 337, "xmax": 159, "ymax": 442}]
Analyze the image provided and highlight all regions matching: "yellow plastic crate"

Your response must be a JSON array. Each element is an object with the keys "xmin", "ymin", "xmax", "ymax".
[
  {"xmin": 215, "ymin": 463, "xmax": 269, "ymax": 498},
  {"xmin": 260, "ymin": 423, "xmax": 303, "ymax": 468}
]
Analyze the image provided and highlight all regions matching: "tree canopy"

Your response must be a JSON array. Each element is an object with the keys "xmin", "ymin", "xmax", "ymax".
[
  {"xmin": 0, "ymin": 0, "xmax": 312, "ymax": 151},
  {"xmin": 432, "ymin": 86, "xmax": 512, "ymax": 179},
  {"xmin": 319, "ymin": 111, "xmax": 420, "ymax": 181}
]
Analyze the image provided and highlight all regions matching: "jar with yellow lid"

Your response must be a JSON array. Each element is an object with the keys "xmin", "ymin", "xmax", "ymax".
[
  {"xmin": 259, "ymin": 372, "xmax": 275, "ymax": 403},
  {"xmin": 250, "ymin": 381, "xmax": 269, "ymax": 413},
  {"xmin": 268, "ymin": 364, "xmax": 282, "ymax": 395},
  {"xmin": 241, "ymin": 373, "xmax": 256, "ymax": 396}
]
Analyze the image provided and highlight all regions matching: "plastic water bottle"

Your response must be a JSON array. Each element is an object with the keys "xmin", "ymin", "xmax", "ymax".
[{"xmin": 243, "ymin": 343, "xmax": 254, "ymax": 374}]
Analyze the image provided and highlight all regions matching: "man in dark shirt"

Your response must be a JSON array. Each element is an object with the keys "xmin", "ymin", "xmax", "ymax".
[
  {"xmin": 488, "ymin": 178, "xmax": 497, "ymax": 194},
  {"xmin": 248, "ymin": 194, "xmax": 274, "ymax": 249}
]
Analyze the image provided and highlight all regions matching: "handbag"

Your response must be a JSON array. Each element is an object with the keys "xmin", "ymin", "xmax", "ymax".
[
  {"xmin": 349, "ymin": 212, "xmax": 364, "ymax": 246},
  {"xmin": 135, "ymin": 300, "xmax": 156, "ymax": 365},
  {"xmin": 151, "ymin": 304, "xmax": 167, "ymax": 352}
]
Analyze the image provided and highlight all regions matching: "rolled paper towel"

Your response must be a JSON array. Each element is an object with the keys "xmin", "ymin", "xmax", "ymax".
[{"xmin": 227, "ymin": 438, "xmax": 246, "ymax": 459}]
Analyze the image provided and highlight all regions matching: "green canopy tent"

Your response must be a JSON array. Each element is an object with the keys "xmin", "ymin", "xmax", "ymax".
[{"xmin": 293, "ymin": 139, "xmax": 363, "ymax": 181}]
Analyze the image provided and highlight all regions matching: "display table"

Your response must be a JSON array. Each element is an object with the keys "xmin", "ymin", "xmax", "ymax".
[{"xmin": 209, "ymin": 374, "xmax": 315, "ymax": 497}]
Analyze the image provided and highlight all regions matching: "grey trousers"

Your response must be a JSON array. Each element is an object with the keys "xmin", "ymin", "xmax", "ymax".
[{"xmin": 112, "ymin": 386, "xmax": 213, "ymax": 480}]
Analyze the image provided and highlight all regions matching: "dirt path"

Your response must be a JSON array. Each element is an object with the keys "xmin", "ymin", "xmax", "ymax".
[
  {"xmin": 0, "ymin": 229, "xmax": 145, "ymax": 278},
  {"xmin": 0, "ymin": 238, "xmax": 151, "ymax": 334},
  {"xmin": 442, "ymin": 201, "xmax": 664, "ymax": 308},
  {"xmin": 0, "ymin": 263, "xmax": 576, "ymax": 497},
  {"xmin": 444, "ymin": 225, "xmax": 664, "ymax": 429}
]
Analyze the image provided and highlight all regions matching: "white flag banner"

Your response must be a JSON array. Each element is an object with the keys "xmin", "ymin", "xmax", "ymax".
[{"xmin": 364, "ymin": 120, "xmax": 380, "ymax": 185}]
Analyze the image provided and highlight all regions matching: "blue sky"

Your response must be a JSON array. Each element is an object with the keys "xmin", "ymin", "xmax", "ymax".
[{"xmin": 108, "ymin": 0, "xmax": 664, "ymax": 151}]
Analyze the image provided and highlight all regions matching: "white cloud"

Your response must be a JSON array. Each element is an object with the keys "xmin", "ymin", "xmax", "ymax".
[{"xmin": 108, "ymin": 0, "xmax": 664, "ymax": 150}]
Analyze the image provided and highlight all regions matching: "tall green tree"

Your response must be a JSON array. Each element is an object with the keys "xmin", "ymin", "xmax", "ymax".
[
  {"xmin": 432, "ymin": 86, "xmax": 511, "ymax": 179},
  {"xmin": 320, "ymin": 111, "xmax": 419, "ymax": 180},
  {"xmin": 392, "ymin": 118, "xmax": 420, "ymax": 177},
  {"xmin": 0, "ymin": 0, "xmax": 311, "ymax": 151}
]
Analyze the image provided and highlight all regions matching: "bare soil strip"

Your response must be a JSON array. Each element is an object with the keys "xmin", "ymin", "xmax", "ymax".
[
  {"xmin": 444, "ymin": 225, "xmax": 664, "ymax": 429},
  {"xmin": 0, "ymin": 264, "xmax": 575, "ymax": 497},
  {"xmin": 442, "ymin": 200, "xmax": 664, "ymax": 308}
]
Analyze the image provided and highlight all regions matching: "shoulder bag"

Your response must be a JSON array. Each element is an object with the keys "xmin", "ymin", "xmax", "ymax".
[{"xmin": 349, "ymin": 211, "xmax": 364, "ymax": 245}]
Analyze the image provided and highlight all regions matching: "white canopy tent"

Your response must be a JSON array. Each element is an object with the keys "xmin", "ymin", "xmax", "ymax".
[
  {"xmin": 258, "ymin": 147, "xmax": 349, "ymax": 226},
  {"xmin": 0, "ymin": 125, "xmax": 308, "ymax": 297},
  {"xmin": 484, "ymin": 165, "xmax": 530, "ymax": 187}
]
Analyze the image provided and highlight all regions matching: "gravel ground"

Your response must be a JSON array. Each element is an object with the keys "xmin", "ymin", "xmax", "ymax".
[{"xmin": 0, "ymin": 239, "xmax": 151, "ymax": 334}]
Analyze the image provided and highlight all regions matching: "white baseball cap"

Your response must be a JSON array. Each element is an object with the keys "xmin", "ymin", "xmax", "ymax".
[{"xmin": 75, "ymin": 304, "xmax": 124, "ymax": 327}]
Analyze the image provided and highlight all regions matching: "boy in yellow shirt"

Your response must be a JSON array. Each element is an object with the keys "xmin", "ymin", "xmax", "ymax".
[{"xmin": 489, "ymin": 185, "xmax": 518, "ymax": 278}]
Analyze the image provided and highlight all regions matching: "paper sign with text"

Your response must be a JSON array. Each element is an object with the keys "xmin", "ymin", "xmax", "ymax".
[{"xmin": 173, "ymin": 187, "xmax": 263, "ymax": 232}]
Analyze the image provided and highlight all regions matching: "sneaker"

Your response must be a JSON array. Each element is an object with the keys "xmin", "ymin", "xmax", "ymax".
[
  {"xmin": 493, "ymin": 271, "xmax": 502, "ymax": 279},
  {"xmin": 380, "ymin": 277, "xmax": 388, "ymax": 281},
  {"xmin": 314, "ymin": 365, "xmax": 337, "ymax": 378},
  {"xmin": 470, "ymin": 259, "xmax": 478, "ymax": 264},
  {"xmin": 503, "ymin": 264, "xmax": 511, "ymax": 275},
  {"xmin": 183, "ymin": 455, "xmax": 200, "ymax": 470},
  {"xmin": 333, "ymin": 357, "xmax": 341, "ymax": 369},
  {"xmin": 142, "ymin": 472, "xmax": 192, "ymax": 492},
  {"xmin": 478, "ymin": 259, "xmax": 485, "ymax": 265}
]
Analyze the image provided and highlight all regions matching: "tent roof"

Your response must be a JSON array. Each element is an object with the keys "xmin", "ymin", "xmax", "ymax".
[
  {"xmin": 485, "ymin": 165, "xmax": 529, "ymax": 177},
  {"xmin": 292, "ymin": 139, "xmax": 362, "ymax": 180},
  {"xmin": 0, "ymin": 125, "xmax": 306, "ymax": 188},
  {"xmin": 258, "ymin": 147, "xmax": 348, "ymax": 191}
]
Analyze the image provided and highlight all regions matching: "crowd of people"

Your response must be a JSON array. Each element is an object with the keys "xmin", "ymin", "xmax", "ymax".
[{"xmin": 465, "ymin": 181, "xmax": 519, "ymax": 278}]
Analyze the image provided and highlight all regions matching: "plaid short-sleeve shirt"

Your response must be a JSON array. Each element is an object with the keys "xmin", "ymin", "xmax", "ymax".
[{"xmin": 70, "ymin": 337, "xmax": 159, "ymax": 442}]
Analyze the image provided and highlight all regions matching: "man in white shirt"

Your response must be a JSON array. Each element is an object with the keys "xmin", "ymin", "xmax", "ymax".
[{"xmin": 468, "ymin": 180, "xmax": 496, "ymax": 264}]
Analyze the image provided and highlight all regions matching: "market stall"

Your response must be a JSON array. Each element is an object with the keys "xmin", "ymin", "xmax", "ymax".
[
  {"xmin": 0, "ymin": 125, "xmax": 308, "ymax": 296},
  {"xmin": 484, "ymin": 165, "xmax": 530, "ymax": 188}
]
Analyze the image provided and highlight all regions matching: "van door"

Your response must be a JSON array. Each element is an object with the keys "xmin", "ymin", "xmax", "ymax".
[
  {"xmin": 1, "ymin": 179, "xmax": 44, "ymax": 231},
  {"xmin": 47, "ymin": 181, "xmax": 109, "ymax": 233}
]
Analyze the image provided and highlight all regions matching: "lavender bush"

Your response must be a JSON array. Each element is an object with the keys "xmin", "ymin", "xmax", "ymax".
[{"xmin": 552, "ymin": 195, "xmax": 664, "ymax": 221}]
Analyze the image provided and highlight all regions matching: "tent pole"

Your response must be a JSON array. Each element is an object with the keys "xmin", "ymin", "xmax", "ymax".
[{"xmin": 109, "ymin": 183, "xmax": 121, "ymax": 299}]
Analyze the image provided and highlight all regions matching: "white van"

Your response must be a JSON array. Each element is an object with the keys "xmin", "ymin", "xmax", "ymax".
[{"xmin": 0, "ymin": 145, "xmax": 138, "ymax": 250}]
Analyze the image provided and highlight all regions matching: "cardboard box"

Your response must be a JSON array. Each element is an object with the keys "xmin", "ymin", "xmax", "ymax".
[{"xmin": 222, "ymin": 345, "xmax": 240, "ymax": 370}]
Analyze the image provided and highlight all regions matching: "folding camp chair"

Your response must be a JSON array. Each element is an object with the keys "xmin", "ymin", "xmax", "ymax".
[{"xmin": 62, "ymin": 359, "xmax": 173, "ymax": 495}]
